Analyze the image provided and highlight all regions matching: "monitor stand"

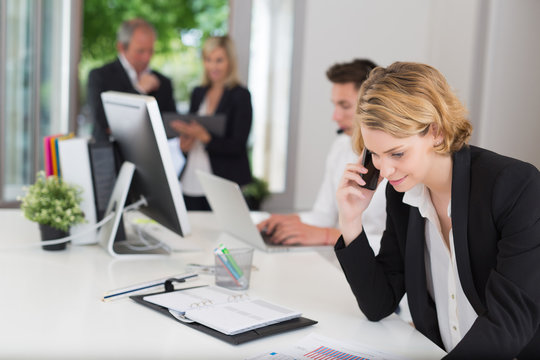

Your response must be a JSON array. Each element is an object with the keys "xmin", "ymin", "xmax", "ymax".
[{"xmin": 97, "ymin": 161, "xmax": 171, "ymax": 257}]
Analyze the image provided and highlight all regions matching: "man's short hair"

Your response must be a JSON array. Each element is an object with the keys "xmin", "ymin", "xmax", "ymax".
[
  {"xmin": 117, "ymin": 18, "xmax": 156, "ymax": 49},
  {"xmin": 326, "ymin": 59, "xmax": 378, "ymax": 90}
]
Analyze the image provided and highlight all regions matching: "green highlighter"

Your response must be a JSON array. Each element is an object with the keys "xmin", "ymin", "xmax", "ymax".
[{"xmin": 219, "ymin": 244, "xmax": 244, "ymax": 277}]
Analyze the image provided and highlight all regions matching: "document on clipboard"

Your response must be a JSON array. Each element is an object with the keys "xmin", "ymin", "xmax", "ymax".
[
  {"xmin": 142, "ymin": 285, "xmax": 302, "ymax": 336},
  {"xmin": 162, "ymin": 112, "xmax": 226, "ymax": 138}
]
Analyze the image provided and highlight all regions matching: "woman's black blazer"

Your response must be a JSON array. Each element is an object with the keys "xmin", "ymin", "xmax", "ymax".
[
  {"xmin": 188, "ymin": 85, "xmax": 253, "ymax": 186},
  {"xmin": 336, "ymin": 145, "xmax": 540, "ymax": 359}
]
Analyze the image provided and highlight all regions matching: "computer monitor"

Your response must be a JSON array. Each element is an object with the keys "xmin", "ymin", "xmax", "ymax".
[{"xmin": 98, "ymin": 91, "xmax": 191, "ymax": 256}]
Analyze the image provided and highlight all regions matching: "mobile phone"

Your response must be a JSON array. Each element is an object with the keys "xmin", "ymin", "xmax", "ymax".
[{"xmin": 360, "ymin": 149, "xmax": 380, "ymax": 190}]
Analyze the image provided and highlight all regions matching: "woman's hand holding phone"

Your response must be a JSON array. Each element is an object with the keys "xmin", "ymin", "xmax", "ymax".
[
  {"xmin": 360, "ymin": 149, "xmax": 380, "ymax": 190},
  {"xmin": 337, "ymin": 150, "xmax": 381, "ymax": 246}
]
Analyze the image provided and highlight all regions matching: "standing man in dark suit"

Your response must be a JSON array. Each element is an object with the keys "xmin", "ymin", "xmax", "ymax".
[{"xmin": 87, "ymin": 18, "xmax": 177, "ymax": 142}]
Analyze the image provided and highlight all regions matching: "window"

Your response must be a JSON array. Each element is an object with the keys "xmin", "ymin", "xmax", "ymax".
[
  {"xmin": 248, "ymin": 0, "xmax": 294, "ymax": 193},
  {"xmin": 79, "ymin": 0, "xmax": 229, "ymax": 121},
  {"xmin": 0, "ymin": 0, "xmax": 78, "ymax": 207}
]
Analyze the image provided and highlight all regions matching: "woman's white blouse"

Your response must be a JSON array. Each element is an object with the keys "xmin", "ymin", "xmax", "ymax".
[
  {"xmin": 403, "ymin": 184, "xmax": 478, "ymax": 352},
  {"xmin": 181, "ymin": 99, "xmax": 213, "ymax": 196}
]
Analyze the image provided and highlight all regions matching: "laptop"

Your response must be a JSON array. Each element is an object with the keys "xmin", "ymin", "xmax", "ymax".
[{"xmin": 196, "ymin": 171, "xmax": 333, "ymax": 252}]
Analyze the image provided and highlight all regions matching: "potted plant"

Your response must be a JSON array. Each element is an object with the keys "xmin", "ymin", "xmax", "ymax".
[
  {"xmin": 19, "ymin": 171, "xmax": 85, "ymax": 250},
  {"xmin": 242, "ymin": 176, "xmax": 271, "ymax": 211}
]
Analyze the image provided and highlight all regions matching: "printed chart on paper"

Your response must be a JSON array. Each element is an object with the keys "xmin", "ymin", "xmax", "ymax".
[{"xmin": 246, "ymin": 333, "xmax": 410, "ymax": 360}]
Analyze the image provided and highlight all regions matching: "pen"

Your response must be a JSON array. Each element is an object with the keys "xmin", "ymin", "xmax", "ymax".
[
  {"xmin": 214, "ymin": 249, "xmax": 241, "ymax": 286},
  {"xmin": 186, "ymin": 263, "xmax": 215, "ymax": 274},
  {"xmin": 214, "ymin": 247, "xmax": 248, "ymax": 288},
  {"xmin": 102, "ymin": 273, "xmax": 198, "ymax": 302},
  {"xmin": 219, "ymin": 244, "xmax": 244, "ymax": 277}
]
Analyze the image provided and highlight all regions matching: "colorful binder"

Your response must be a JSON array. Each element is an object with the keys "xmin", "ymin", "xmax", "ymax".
[{"xmin": 43, "ymin": 134, "xmax": 61, "ymax": 176}]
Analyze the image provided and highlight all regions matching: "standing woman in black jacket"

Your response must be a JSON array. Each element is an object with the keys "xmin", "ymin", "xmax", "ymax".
[{"xmin": 170, "ymin": 36, "xmax": 253, "ymax": 210}]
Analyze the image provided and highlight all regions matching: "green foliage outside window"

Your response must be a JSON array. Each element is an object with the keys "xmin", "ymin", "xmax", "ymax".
[{"xmin": 80, "ymin": 0, "xmax": 229, "ymax": 106}]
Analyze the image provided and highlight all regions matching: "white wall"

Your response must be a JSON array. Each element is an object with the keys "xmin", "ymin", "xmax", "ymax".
[
  {"xmin": 292, "ymin": 0, "xmax": 481, "ymax": 210},
  {"xmin": 477, "ymin": 0, "xmax": 540, "ymax": 168}
]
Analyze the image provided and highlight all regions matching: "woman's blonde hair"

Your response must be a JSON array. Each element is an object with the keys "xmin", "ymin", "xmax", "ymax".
[
  {"xmin": 353, "ymin": 62, "xmax": 472, "ymax": 155},
  {"xmin": 201, "ymin": 35, "xmax": 240, "ymax": 88}
]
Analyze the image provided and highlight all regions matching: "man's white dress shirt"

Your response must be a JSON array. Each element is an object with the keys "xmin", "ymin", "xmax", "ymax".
[{"xmin": 299, "ymin": 134, "xmax": 386, "ymax": 253}]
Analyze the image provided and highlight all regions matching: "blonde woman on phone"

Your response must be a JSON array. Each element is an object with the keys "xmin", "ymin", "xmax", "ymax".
[{"xmin": 336, "ymin": 62, "xmax": 540, "ymax": 359}]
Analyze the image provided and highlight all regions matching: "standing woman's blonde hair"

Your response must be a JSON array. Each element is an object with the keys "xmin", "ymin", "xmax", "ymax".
[
  {"xmin": 201, "ymin": 35, "xmax": 241, "ymax": 88},
  {"xmin": 354, "ymin": 62, "xmax": 472, "ymax": 155}
]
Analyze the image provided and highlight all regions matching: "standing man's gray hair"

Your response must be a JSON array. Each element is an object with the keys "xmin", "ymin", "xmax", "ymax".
[{"xmin": 116, "ymin": 18, "xmax": 156, "ymax": 49}]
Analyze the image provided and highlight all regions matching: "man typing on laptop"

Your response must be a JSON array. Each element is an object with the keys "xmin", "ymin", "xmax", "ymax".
[{"xmin": 256, "ymin": 59, "xmax": 386, "ymax": 251}]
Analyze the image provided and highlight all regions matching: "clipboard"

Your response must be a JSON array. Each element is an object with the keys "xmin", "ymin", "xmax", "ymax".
[
  {"xmin": 162, "ymin": 112, "xmax": 227, "ymax": 139},
  {"xmin": 130, "ymin": 287, "xmax": 317, "ymax": 345}
]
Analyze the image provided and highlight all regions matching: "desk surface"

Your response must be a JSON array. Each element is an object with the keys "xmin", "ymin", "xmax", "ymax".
[{"xmin": 0, "ymin": 209, "xmax": 446, "ymax": 359}]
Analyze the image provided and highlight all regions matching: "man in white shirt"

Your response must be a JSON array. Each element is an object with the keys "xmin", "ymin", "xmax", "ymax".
[
  {"xmin": 257, "ymin": 59, "xmax": 386, "ymax": 250},
  {"xmin": 87, "ymin": 18, "xmax": 177, "ymax": 143}
]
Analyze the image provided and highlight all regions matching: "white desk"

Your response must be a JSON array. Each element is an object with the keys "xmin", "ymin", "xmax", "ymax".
[{"xmin": 0, "ymin": 209, "xmax": 446, "ymax": 359}]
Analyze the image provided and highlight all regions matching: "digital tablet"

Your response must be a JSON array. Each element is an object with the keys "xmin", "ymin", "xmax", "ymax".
[{"xmin": 162, "ymin": 112, "xmax": 227, "ymax": 138}]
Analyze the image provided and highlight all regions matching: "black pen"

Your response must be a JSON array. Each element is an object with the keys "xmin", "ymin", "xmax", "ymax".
[{"xmin": 102, "ymin": 273, "xmax": 198, "ymax": 302}]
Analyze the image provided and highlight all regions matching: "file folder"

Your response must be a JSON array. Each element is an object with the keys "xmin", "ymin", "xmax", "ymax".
[{"xmin": 130, "ymin": 288, "xmax": 317, "ymax": 345}]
